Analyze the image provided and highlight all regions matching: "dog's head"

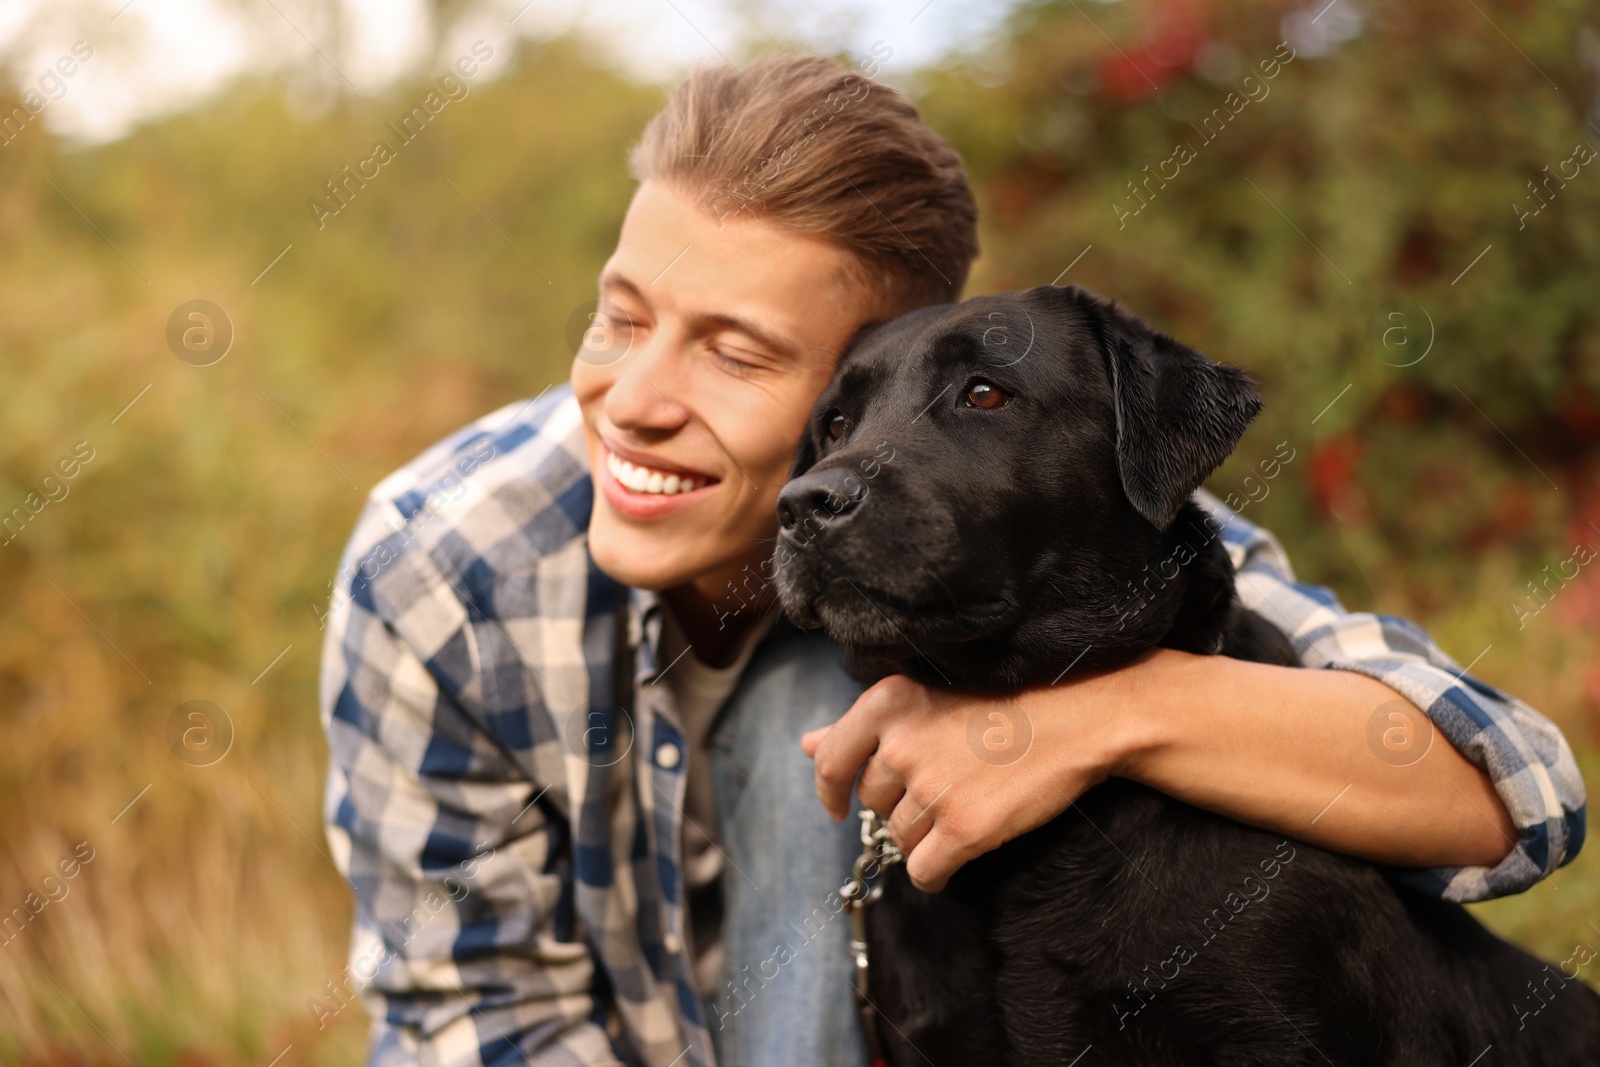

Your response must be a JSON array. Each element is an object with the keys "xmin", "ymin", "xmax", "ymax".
[{"xmin": 772, "ymin": 284, "xmax": 1261, "ymax": 690}]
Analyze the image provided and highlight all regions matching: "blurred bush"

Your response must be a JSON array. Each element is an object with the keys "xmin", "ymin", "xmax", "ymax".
[{"xmin": 1, "ymin": 1, "xmax": 1597, "ymax": 1062}]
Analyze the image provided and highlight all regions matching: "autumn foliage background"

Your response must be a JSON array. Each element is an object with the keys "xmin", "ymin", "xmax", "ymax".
[{"xmin": 2, "ymin": 0, "xmax": 1599, "ymax": 1061}]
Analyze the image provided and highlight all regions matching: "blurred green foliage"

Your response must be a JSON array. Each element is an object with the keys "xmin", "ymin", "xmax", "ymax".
[{"xmin": 1, "ymin": 1, "xmax": 1597, "ymax": 1062}]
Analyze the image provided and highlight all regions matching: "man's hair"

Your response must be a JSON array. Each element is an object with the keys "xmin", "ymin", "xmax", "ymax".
[{"xmin": 629, "ymin": 54, "xmax": 979, "ymax": 313}]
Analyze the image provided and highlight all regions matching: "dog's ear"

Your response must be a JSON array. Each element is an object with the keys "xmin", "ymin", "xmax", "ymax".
[{"xmin": 1060, "ymin": 286, "xmax": 1262, "ymax": 530}]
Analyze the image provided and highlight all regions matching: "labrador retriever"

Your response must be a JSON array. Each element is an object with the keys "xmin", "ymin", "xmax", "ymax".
[{"xmin": 772, "ymin": 284, "xmax": 1600, "ymax": 1066}]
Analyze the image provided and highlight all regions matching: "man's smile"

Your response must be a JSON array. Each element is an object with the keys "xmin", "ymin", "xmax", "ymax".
[{"xmin": 601, "ymin": 439, "xmax": 720, "ymax": 496}]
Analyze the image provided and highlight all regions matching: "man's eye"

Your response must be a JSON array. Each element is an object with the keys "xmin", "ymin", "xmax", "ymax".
[
  {"xmin": 826, "ymin": 411, "xmax": 847, "ymax": 440},
  {"xmin": 964, "ymin": 380, "xmax": 1012, "ymax": 410},
  {"xmin": 712, "ymin": 348, "xmax": 760, "ymax": 376}
]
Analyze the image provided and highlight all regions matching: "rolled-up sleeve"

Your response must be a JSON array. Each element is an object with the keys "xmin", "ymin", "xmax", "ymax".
[
  {"xmin": 320, "ymin": 501, "xmax": 618, "ymax": 1066},
  {"xmin": 1200, "ymin": 490, "xmax": 1587, "ymax": 902}
]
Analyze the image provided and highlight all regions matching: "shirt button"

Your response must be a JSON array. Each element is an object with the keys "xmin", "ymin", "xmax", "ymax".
[
  {"xmin": 663, "ymin": 931, "xmax": 683, "ymax": 955},
  {"xmin": 655, "ymin": 742, "xmax": 682, "ymax": 769}
]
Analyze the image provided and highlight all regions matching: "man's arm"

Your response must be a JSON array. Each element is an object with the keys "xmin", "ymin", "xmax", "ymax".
[
  {"xmin": 1200, "ymin": 493, "xmax": 1586, "ymax": 900},
  {"xmin": 805, "ymin": 495, "xmax": 1586, "ymax": 899},
  {"xmin": 321, "ymin": 525, "xmax": 619, "ymax": 1066}
]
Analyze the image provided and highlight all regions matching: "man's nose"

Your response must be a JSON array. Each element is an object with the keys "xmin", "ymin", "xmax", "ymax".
[
  {"xmin": 777, "ymin": 467, "xmax": 865, "ymax": 534},
  {"xmin": 603, "ymin": 333, "xmax": 688, "ymax": 432}
]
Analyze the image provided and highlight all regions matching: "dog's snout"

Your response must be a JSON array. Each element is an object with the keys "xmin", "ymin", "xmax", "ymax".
[{"xmin": 777, "ymin": 467, "xmax": 865, "ymax": 534}]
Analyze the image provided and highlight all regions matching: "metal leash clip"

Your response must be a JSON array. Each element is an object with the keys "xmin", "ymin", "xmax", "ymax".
[{"xmin": 840, "ymin": 809, "xmax": 905, "ymax": 1065}]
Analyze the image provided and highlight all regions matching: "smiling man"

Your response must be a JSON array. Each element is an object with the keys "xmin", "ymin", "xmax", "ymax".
[{"xmin": 320, "ymin": 54, "xmax": 1586, "ymax": 1067}]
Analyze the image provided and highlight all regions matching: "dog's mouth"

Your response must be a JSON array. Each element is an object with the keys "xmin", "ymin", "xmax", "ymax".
[{"xmin": 782, "ymin": 574, "xmax": 1016, "ymax": 651}]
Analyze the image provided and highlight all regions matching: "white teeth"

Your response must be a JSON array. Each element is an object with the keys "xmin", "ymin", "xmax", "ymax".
[{"xmin": 606, "ymin": 450, "xmax": 706, "ymax": 496}]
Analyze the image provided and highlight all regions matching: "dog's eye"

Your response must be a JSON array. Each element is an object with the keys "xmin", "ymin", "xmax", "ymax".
[
  {"xmin": 826, "ymin": 411, "xmax": 847, "ymax": 440},
  {"xmin": 964, "ymin": 380, "xmax": 1011, "ymax": 410}
]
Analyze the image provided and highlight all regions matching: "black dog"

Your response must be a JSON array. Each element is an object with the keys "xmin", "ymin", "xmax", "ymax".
[{"xmin": 772, "ymin": 285, "xmax": 1600, "ymax": 1066}]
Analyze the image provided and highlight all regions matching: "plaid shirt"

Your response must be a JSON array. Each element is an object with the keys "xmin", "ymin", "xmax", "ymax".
[{"xmin": 321, "ymin": 386, "xmax": 1587, "ymax": 1067}]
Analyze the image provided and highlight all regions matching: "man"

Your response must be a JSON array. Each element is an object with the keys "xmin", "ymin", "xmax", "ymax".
[{"xmin": 320, "ymin": 54, "xmax": 1586, "ymax": 1067}]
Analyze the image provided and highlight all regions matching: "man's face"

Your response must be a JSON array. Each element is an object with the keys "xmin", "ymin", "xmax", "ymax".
[{"xmin": 573, "ymin": 181, "xmax": 879, "ymax": 597}]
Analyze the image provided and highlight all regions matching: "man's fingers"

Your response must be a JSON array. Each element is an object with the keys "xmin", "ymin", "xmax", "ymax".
[
  {"xmin": 856, "ymin": 756, "xmax": 906, "ymax": 819},
  {"xmin": 811, "ymin": 700, "xmax": 887, "ymax": 818},
  {"xmin": 800, "ymin": 726, "xmax": 830, "ymax": 758},
  {"xmin": 905, "ymin": 821, "xmax": 984, "ymax": 894},
  {"xmin": 886, "ymin": 787, "xmax": 939, "ymax": 856}
]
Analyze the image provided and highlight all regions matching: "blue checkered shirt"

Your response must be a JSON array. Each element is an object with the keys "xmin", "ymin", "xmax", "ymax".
[{"xmin": 320, "ymin": 386, "xmax": 1587, "ymax": 1066}]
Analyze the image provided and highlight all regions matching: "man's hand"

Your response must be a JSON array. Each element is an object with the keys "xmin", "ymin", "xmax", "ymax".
[{"xmin": 800, "ymin": 665, "xmax": 1146, "ymax": 892}]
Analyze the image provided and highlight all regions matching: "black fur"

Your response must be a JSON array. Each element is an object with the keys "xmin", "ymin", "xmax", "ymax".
[{"xmin": 772, "ymin": 285, "xmax": 1600, "ymax": 1065}]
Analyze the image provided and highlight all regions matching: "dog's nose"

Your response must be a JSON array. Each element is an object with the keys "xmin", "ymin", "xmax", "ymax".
[{"xmin": 777, "ymin": 467, "xmax": 864, "ymax": 534}]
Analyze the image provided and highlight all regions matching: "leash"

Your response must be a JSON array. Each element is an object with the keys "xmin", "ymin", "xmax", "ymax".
[{"xmin": 839, "ymin": 808, "xmax": 905, "ymax": 1067}]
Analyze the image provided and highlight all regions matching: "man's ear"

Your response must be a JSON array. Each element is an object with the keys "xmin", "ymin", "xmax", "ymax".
[{"xmin": 1064, "ymin": 286, "xmax": 1262, "ymax": 530}]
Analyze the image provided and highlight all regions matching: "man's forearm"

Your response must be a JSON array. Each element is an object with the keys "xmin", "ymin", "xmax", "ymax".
[{"xmin": 1111, "ymin": 650, "xmax": 1517, "ymax": 870}]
